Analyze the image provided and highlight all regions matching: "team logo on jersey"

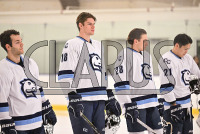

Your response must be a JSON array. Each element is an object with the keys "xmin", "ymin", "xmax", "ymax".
[
  {"xmin": 141, "ymin": 63, "xmax": 152, "ymax": 80},
  {"xmin": 181, "ymin": 69, "xmax": 190, "ymax": 85},
  {"xmin": 89, "ymin": 53, "xmax": 102, "ymax": 71},
  {"xmin": 163, "ymin": 58, "xmax": 171, "ymax": 64},
  {"xmin": 20, "ymin": 79, "xmax": 37, "ymax": 98},
  {"xmin": 118, "ymin": 55, "xmax": 122, "ymax": 61},
  {"xmin": 64, "ymin": 43, "xmax": 68, "ymax": 48}
]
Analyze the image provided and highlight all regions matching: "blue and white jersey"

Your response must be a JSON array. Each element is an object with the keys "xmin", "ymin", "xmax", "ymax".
[
  {"xmin": 114, "ymin": 48, "xmax": 158, "ymax": 114},
  {"xmin": 58, "ymin": 36, "xmax": 107, "ymax": 102},
  {"xmin": 158, "ymin": 50, "xmax": 200, "ymax": 110},
  {"xmin": 0, "ymin": 56, "xmax": 45, "ymax": 130}
]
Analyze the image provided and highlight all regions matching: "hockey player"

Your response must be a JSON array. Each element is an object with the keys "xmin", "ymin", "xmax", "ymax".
[
  {"xmin": 158, "ymin": 34, "xmax": 200, "ymax": 133},
  {"xmin": 114, "ymin": 28, "xmax": 163, "ymax": 133},
  {"xmin": 58, "ymin": 12, "xmax": 121, "ymax": 134},
  {"xmin": 0, "ymin": 30, "xmax": 57, "ymax": 134}
]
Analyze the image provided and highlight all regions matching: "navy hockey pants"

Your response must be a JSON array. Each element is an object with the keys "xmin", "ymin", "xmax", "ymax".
[
  {"xmin": 69, "ymin": 100, "xmax": 105, "ymax": 134},
  {"xmin": 126, "ymin": 106, "xmax": 163, "ymax": 132},
  {"xmin": 163, "ymin": 107, "xmax": 193, "ymax": 134}
]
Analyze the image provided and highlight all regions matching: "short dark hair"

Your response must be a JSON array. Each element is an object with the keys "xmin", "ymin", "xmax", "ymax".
[
  {"xmin": 127, "ymin": 28, "xmax": 147, "ymax": 45},
  {"xmin": 174, "ymin": 33, "xmax": 192, "ymax": 47},
  {"xmin": 0, "ymin": 29, "xmax": 20, "ymax": 52},
  {"xmin": 76, "ymin": 12, "xmax": 96, "ymax": 31}
]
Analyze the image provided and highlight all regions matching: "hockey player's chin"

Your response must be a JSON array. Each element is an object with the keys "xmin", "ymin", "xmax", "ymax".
[
  {"xmin": 20, "ymin": 50, "xmax": 24, "ymax": 54},
  {"xmin": 182, "ymin": 54, "xmax": 186, "ymax": 57}
]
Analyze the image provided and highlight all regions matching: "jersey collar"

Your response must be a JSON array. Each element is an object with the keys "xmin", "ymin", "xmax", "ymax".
[
  {"xmin": 127, "ymin": 47, "xmax": 142, "ymax": 55},
  {"xmin": 170, "ymin": 50, "xmax": 181, "ymax": 59},
  {"xmin": 6, "ymin": 55, "xmax": 24, "ymax": 67},
  {"xmin": 76, "ymin": 36, "xmax": 92, "ymax": 44}
]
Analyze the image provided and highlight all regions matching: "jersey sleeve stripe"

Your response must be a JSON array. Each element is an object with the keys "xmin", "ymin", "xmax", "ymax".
[
  {"xmin": 0, "ymin": 103, "xmax": 9, "ymax": 112},
  {"xmin": 114, "ymin": 81, "xmax": 129, "ymax": 88},
  {"xmin": 0, "ymin": 102, "xmax": 9, "ymax": 107},
  {"xmin": 160, "ymin": 83, "xmax": 174, "ymax": 93},
  {"xmin": 114, "ymin": 81, "xmax": 130, "ymax": 92},
  {"xmin": 58, "ymin": 74, "xmax": 74, "ymax": 80},
  {"xmin": 0, "ymin": 107, "xmax": 9, "ymax": 112},
  {"xmin": 58, "ymin": 70, "xmax": 74, "ymax": 80},
  {"xmin": 115, "ymin": 85, "xmax": 130, "ymax": 92},
  {"xmin": 58, "ymin": 70, "xmax": 74, "ymax": 76}
]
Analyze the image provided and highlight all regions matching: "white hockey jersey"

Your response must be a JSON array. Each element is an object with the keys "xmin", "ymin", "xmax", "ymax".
[
  {"xmin": 114, "ymin": 48, "xmax": 158, "ymax": 114},
  {"xmin": 0, "ymin": 56, "xmax": 45, "ymax": 130},
  {"xmin": 158, "ymin": 50, "xmax": 200, "ymax": 110},
  {"xmin": 58, "ymin": 36, "xmax": 107, "ymax": 102}
]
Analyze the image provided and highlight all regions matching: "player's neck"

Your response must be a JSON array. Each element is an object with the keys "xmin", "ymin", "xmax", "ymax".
[
  {"xmin": 171, "ymin": 48, "xmax": 180, "ymax": 57},
  {"xmin": 131, "ymin": 45, "xmax": 141, "ymax": 53},
  {"xmin": 79, "ymin": 33, "xmax": 91, "ymax": 42},
  {"xmin": 7, "ymin": 53, "xmax": 21, "ymax": 63}
]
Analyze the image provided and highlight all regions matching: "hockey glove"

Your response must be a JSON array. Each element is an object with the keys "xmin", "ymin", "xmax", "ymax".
[
  {"xmin": 170, "ymin": 104, "xmax": 184, "ymax": 123},
  {"xmin": 68, "ymin": 91, "xmax": 84, "ymax": 118},
  {"xmin": 157, "ymin": 98, "xmax": 165, "ymax": 117},
  {"xmin": 42, "ymin": 100, "xmax": 57, "ymax": 125},
  {"xmin": 124, "ymin": 102, "xmax": 139, "ymax": 124},
  {"xmin": 189, "ymin": 76, "xmax": 200, "ymax": 94},
  {"xmin": 0, "ymin": 119, "xmax": 17, "ymax": 134},
  {"xmin": 105, "ymin": 89, "xmax": 121, "ymax": 116}
]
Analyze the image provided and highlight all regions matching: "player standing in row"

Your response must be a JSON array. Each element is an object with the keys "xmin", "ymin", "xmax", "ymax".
[
  {"xmin": 114, "ymin": 28, "xmax": 163, "ymax": 133},
  {"xmin": 158, "ymin": 34, "xmax": 200, "ymax": 133},
  {"xmin": 58, "ymin": 12, "xmax": 121, "ymax": 134},
  {"xmin": 0, "ymin": 30, "xmax": 57, "ymax": 134}
]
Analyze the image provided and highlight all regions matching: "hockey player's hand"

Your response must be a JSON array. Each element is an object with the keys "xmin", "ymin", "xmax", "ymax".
[
  {"xmin": 105, "ymin": 89, "xmax": 121, "ymax": 116},
  {"xmin": 170, "ymin": 104, "xmax": 184, "ymax": 123},
  {"xmin": 42, "ymin": 100, "xmax": 57, "ymax": 125},
  {"xmin": 189, "ymin": 75, "xmax": 200, "ymax": 94},
  {"xmin": 68, "ymin": 91, "xmax": 84, "ymax": 118},
  {"xmin": 0, "ymin": 119, "xmax": 17, "ymax": 134},
  {"xmin": 124, "ymin": 102, "xmax": 139, "ymax": 124},
  {"xmin": 157, "ymin": 98, "xmax": 165, "ymax": 117}
]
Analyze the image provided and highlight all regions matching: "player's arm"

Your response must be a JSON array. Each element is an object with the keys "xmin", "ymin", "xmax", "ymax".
[
  {"xmin": 114, "ymin": 49, "xmax": 132, "ymax": 115},
  {"xmin": 158, "ymin": 58, "xmax": 185, "ymax": 123},
  {"xmin": 31, "ymin": 59, "xmax": 57, "ymax": 126},
  {"xmin": 58, "ymin": 41, "xmax": 84, "ymax": 118},
  {"xmin": 158, "ymin": 58, "xmax": 176, "ymax": 105},
  {"xmin": 0, "ymin": 71, "xmax": 17, "ymax": 133},
  {"xmin": 58, "ymin": 41, "xmax": 79, "ymax": 93}
]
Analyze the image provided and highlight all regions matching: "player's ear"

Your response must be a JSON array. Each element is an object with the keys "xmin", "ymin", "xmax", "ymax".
[
  {"xmin": 175, "ymin": 43, "xmax": 180, "ymax": 48},
  {"xmin": 79, "ymin": 23, "xmax": 83, "ymax": 29},
  {"xmin": 5, "ymin": 44, "xmax": 11, "ymax": 51},
  {"xmin": 133, "ymin": 39, "xmax": 138, "ymax": 44}
]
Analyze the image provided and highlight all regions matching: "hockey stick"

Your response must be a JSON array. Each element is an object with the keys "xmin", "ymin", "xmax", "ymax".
[
  {"xmin": 80, "ymin": 112, "xmax": 101, "ymax": 134},
  {"xmin": 136, "ymin": 118, "xmax": 157, "ymax": 134},
  {"xmin": 161, "ymin": 117, "xmax": 173, "ymax": 134}
]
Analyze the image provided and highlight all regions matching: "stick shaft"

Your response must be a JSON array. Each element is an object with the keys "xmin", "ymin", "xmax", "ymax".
[
  {"xmin": 80, "ymin": 112, "xmax": 101, "ymax": 134},
  {"xmin": 137, "ymin": 118, "xmax": 157, "ymax": 134}
]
